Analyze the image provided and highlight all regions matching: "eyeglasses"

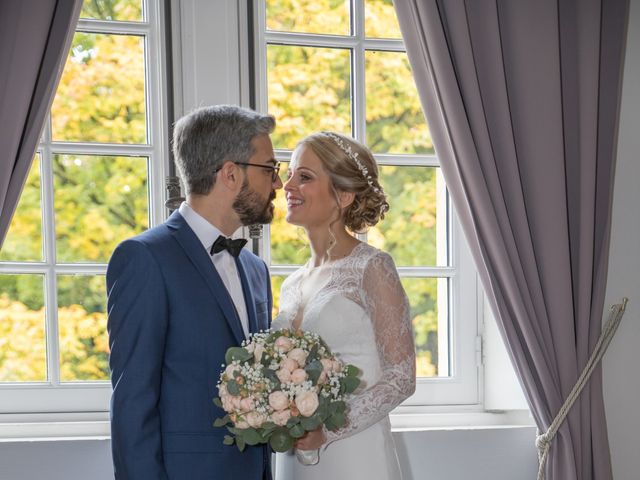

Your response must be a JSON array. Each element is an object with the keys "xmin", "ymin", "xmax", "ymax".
[{"xmin": 225, "ymin": 161, "xmax": 281, "ymax": 182}]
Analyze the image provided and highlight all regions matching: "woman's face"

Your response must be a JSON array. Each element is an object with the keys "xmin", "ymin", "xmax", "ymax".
[{"xmin": 284, "ymin": 145, "xmax": 339, "ymax": 230}]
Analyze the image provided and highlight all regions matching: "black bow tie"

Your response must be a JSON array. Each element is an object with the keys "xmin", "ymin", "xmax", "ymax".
[{"xmin": 210, "ymin": 235, "xmax": 247, "ymax": 258}]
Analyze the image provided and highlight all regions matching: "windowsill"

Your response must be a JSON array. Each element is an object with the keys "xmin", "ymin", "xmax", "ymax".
[{"xmin": 0, "ymin": 409, "xmax": 535, "ymax": 442}]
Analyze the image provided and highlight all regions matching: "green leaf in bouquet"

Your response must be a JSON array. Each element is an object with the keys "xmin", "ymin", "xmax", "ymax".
[
  {"xmin": 345, "ymin": 364, "xmax": 360, "ymax": 377},
  {"xmin": 262, "ymin": 367, "xmax": 279, "ymax": 384},
  {"xmin": 325, "ymin": 411, "xmax": 346, "ymax": 431},
  {"xmin": 341, "ymin": 375, "xmax": 360, "ymax": 394},
  {"xmin": 242, "ymin": 428, "xmax": 263, "ymax": 446},
  {"xmin": 307, "ymin": 343, "xmax": 320, "ymax": 363},
  {"xmin": 223, "ymin": 435, "xmax": 235, "ymax": 446},
  {"xmin": 304, "ymin": 360, "xmax": 323, "ymax": 384},
  {"xmin": 225, "ymin": 347, "xmax": 253, "ymax": 365},
  {"xmin": 332, "ymin": 400, "xmax": 346, "ymax": 414},
  {"xmin": 300, "ymin": 412, "xmax": 323, "ymax": 431},
  {"xmin": 227, "ymin": 379, "xmax": 240, "ymax": 395},
  {"xmin": 213, "ymin": 415, "xmax": 230, "ymax": 428},
  {"xmin": 289, "ymin": 423, "xmax": 306, "ymax": 438},
  {"xmin": 212, "ymin": 397, "xmax": 223, "ymax": 408},
  {"xmin": 236, "ymin": 435, "xmax": 246, "ymax": 452},
  {"xmin": 286, "ymin": 416, "xmax": 301, "ymax": 428},
  {"xmin": 269, "ymin": 428, "xmax": 294, "ymax": 453}
]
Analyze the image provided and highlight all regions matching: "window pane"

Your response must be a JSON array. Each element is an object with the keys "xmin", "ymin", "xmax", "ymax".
[
  {"xmin": 365, "ymin": 50, "xmax": 433, "ymax": 154},
  {"xmin": 80, "ymin": 0, "xmax": 143, "ymax": 21},
  {"xmin": 371, "ymin": 166, "xmax": 448, "ymax": 266},
  {"xmin": 267, "ymin": 45, "xmax": 351, "ymax": 150},
  {"xmin": 271, "ymin": 275, "xmax": 286, "ymax": 319},
  {"xmin": 365, "ymin": 0, "xmax": 402, "ymax": 38},
  {"xmin": 58, "ymin": 275, "xmax": 109, "ymax": 382},
  {"xmin": 271, "ymin": 165, "xmax": 309, "ymax": 265},
  {"xmin": 51, "ymin": 32, "xmax": 147, "ymax": 144},
  {"xmin": 401, "ymin": 277, "xmax": 449, "ymax": 377},
  {"xmin": 0, "ymin": 156, "xmax": 42, "ymax": 262},
  {"xmin": 266, "ymin": 0, "xmax": 350, "ymax": 36},
  {"xmin": 0, "ymin": 274, "xmax": 46, "ymax": 382},
  {"xmin": 53, "ymin": 155, "xmax": 149, "ymax": 263}
]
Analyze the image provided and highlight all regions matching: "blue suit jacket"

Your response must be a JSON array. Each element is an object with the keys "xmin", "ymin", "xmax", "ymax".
[{"xmin": 106, "ymin": 211, "xmax": 272, "ymax": 479}]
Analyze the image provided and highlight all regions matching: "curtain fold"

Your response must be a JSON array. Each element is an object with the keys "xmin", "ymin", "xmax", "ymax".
[
  {"xmin": 0, "ymin": 0, "xmax": 82, "ymax": 247},
  {"xmin": 393, "ymin": 0, "xmax": 629, "ymax": 478}
]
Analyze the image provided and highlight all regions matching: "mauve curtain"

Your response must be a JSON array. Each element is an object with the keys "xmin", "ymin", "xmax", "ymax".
[
  {"xmin": 0, "ymin": 0, "xmax": 82, "ymax": 248},
  {"xmin": 393, "ymin": 1, "xmax": 628, "ymax": 479}
]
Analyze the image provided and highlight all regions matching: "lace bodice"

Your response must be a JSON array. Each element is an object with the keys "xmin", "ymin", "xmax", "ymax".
[{"xmin": 272, "ymin": 243, "xmax": 416, "ymax": 445}]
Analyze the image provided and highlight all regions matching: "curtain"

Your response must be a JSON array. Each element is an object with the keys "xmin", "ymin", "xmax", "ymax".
[
  {"xmin": 393, "ymin": 0, "xmax": 629, "ymax": 478},
  {"xmin": 0, "ymin": 0, "xmax": 82, "ymax": 247}
]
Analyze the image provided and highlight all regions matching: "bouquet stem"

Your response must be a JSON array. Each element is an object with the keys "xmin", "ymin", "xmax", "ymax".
[{"xmin": 295, "ymin": 448, "xmax": 320, "ymax": 466}]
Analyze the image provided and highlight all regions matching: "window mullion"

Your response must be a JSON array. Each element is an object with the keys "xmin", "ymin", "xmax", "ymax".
[{"xmin": 40, "ymin": 127, "xmax": 60, "ymax": 387}]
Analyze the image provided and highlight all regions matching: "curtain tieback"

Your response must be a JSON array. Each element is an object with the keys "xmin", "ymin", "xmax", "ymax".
[{"xmin": 535, "ymin": 298, "xmax": 628, "ymax": 480}]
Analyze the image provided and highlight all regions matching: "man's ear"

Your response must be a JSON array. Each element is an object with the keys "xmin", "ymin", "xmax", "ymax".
[
  {"xmin": 217, "ymin": 161, "xmax": 242, "ymax": 190},
  {"xmin": 337, "ymin": 190, "xmax": 355, "ymax": 209}
]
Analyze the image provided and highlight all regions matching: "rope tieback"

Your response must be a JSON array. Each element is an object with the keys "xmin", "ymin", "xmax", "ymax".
[{"xmin": 535, "ymin": 298, "xmax": 629, "ymax": 480}]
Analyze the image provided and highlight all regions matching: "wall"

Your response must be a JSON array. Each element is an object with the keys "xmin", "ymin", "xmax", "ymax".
[{"xmin": 602, "ymin": 0, "xmax": 640, "ymax": 479}]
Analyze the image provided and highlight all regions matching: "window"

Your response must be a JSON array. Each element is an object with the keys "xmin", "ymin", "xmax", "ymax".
[
  {"xmin": 0, "ymin": 0, "xmax": 168, "ymax": 413},
  {"xmin": 254, "ymin": 0, "xmax": 480, "ymax": 405}
]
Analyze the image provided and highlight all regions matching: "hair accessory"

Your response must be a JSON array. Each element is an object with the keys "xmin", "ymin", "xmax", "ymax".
[{"xmin": 323, "ymin": 132, "xmax": 381, "ymax": 194}]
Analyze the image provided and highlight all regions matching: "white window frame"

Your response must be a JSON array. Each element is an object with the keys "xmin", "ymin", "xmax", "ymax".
[
  {"xmin": 0, "ymin": 0, "xmax": 169, "ymax": 414},
  {"xmin": 252, "ymin": 0, "xmax": 482, "ymax": 407}
]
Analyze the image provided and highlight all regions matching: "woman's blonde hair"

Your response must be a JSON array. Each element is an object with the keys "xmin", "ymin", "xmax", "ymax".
[{"xmin": 295, "ymin": 132, "xmax": 389, "ymax": 233}]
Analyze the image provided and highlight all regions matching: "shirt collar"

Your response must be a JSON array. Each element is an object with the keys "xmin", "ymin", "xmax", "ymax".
[{"xmin": 179, "ymin": 202, "xmax": 224, "ymax": 252}]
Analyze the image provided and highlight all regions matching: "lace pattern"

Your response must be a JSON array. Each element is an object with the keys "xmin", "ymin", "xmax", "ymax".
[{"xmin": 275, "ymin": 243, "xmax": 416, "ymax": 446}]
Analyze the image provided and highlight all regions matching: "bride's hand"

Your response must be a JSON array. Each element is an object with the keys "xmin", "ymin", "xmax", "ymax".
[{"xmin": 294, "ymin": 427, "xmax": 326, "ymax": 450}]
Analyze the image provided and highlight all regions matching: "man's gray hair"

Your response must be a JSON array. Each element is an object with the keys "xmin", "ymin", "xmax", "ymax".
[{"xmin": 172, "ymin": 105, "xmax": 276, "ymax": 195}]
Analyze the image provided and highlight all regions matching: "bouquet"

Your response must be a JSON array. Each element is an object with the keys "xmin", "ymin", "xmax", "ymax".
[{"xmin": 213, "ymin": 328, "xmax": 361, "ymax": 454}]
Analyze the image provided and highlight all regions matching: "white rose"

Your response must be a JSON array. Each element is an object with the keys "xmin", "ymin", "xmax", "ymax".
[
  {"xmin": 287, "ymin": 348, "xmax": 308, "ymax": 366},
  {"xmin": 254, "ymin": 344, "xmax": 265, "ymax": 363},
  {"xmin": 282, "ymin": 357, "xmax": 298, "ymax": 372},
  {"xmin": 234, "ymin": 416, "xmax": 249, "ymax": 429},
  {"xmin": 269, "ymin": 391, "xmax": 290, "ymax": 411},
  {"xmin": 276, "ymin": 368, "xmax": 291, "ymax": 383},
  {"xmin": 246, "ymin": 411, "xmax": 266, "ymax": 428},
  {"xmin": 245, "ymin": 342, "xmax": 256, "ymax": 354},
  {"xmin": 271, "ymin": 409, "xmax": 292, "ymax": 426},
  {"xmin": 274, "ymin": 336, "xmax": 294, "ymax": 353},
  {"xmin": 295, "ymin": 391, "xmax": 319, "ymax": 417},
  {"xmin": 291, "ymin": 368, "xmax": 308, "ymax": 385}
]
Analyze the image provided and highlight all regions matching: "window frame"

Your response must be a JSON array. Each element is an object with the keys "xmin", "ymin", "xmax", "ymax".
[
  {"xmin": 0, "ymin": 0, "xmax": 170, "ymax": 414},
  {"xmin": 252, "ymin": 0, "xmax": 482, "ymax": 406}
]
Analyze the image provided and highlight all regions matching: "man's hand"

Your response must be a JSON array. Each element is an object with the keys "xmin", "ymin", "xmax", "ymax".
[{"xmin": 294, "ymin": 427, "xmax": 326, "ymax": 450}]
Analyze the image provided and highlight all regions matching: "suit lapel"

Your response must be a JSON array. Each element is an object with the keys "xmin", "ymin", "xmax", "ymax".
[
  {"xmin": 236, "ymin": 254, "xmax": 259, "ymax": 334},
  {"xmin": 167, "ymin": 211, "xmax": 245, "ymax": 345}
]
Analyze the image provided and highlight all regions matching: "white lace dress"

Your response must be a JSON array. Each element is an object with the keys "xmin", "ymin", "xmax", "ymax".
[{"xmin": 272, "ymin": 243, "xmax": 416, "ymax": 480}]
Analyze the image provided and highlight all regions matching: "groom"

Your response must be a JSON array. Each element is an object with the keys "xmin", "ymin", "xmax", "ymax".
[{"xmin": 106, "ymin": 105, "xmax": 282, "ymax": 479}]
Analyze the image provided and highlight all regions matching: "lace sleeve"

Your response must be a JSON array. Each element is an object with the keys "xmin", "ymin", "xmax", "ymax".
[{"xmin": 325, "ymin": 251, "xmax": 416, "ymax": 445}]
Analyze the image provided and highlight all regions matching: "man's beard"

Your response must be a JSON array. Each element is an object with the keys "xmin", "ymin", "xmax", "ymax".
[{"xmin": 232, "ymin": 178, "xmax": 276, "ymax": 225}]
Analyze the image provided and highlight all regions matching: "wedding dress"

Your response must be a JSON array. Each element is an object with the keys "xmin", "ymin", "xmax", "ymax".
[{"xmin": 272, "ymin": 242, "xmax": 416, "ymax": 480}]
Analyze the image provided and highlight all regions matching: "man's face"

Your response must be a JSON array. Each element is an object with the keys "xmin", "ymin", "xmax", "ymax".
[{"xmin": 232, "ymin": 134, "xmax": 282, "ymax": 225}]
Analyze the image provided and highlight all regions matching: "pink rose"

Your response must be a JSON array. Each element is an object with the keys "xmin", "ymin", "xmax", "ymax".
[
  {"xmin": 291, "ymin": 368, "xmax": 308, "ymax": 385},
  {"xmin": 239, "ymin": 397, "xmax": 254, "ymax": 413},
  {"xmin": 225, "ymin": 364, "xmax": 238, "ymax": 378},
  {"xmin": 276, "ymin": 368, "xmax": 291, "ymax": 383},
  {"xmin": 246, "ymin": 411, "xmax": 266, "ymax": 428},
  {"xmin": 295, "ymin": 391, "xmax": 319, "ymax": 417},
  {"xmin": 234, "ymin": 415, "xmax": 249, "ymax": 429},
  {"xmin": 230, "ymin": 395, "xmax": 242, "ymax": 411},
  {"xmin": 331, "ymin": 359, "xmax": 343, "ymax": 372},
  {"xmin": 245, "ymin": 342, "xmax": 255, "ymax": 354},
  {"xmin": 317, "ymin": 370, "xmax": 328, "ymax": 385},
  {"xmin": 281, "ymin": 358, "xmax": 297, "ymax": 372},
  {"xmin": 274, "ymin": 336, "xmax": 294, "ymax": 353},
  {"xmin": 269, "ymin": 391, "xmax": 290, "ymax": 411},
  {"xmin": 320, "ymin": 358, "xmax": 333, "ymax": 373},
  {"xmin": 271, "ymin": 409, "xmax": 292, "ymax": 426},
  {"xmin": 218, "ymin": 383, "xmax": 228, "ymax": 397},
  {"xmin": 287, "ymin": 348, "xmax": 308, "ymax": 366}
]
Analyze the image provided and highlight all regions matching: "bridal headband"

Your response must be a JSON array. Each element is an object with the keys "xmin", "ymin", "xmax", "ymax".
[{"xmin": 322, "ymin": 132, "xmax": 382, "ymax": 194}]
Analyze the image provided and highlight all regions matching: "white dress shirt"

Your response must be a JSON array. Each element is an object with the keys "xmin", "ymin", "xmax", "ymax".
[{"xmin": 179, "ymin": 202, "xmax": 250, "ymax": 338}]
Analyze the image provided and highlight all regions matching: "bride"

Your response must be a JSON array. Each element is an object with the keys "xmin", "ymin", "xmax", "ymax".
[{"xmin": 272, "ymin": 131, "xmax": 416, "ymax": 480}]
